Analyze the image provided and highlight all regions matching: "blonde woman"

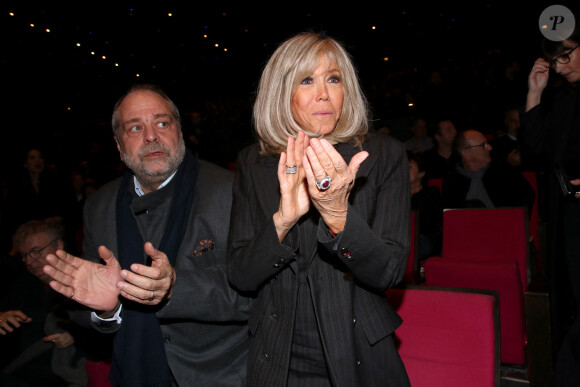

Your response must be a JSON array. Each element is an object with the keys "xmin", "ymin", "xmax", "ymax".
[{"xmin": 228, "ymin": 32, "xmax": 411, "ymax": 386}]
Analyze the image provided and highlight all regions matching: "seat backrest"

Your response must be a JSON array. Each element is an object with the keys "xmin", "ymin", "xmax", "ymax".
[
  {"xmin": 386, "ymin": 286, "xmax": 499, "ymax": 387},
  {"xmin": 427, "ymin": 177, "xmax": 443, "ymax": 193},
  {"xmin": 423, "ymin": 259, "xmax": 526, "ymax": 365},
  {"xmin": 442, "ymin": 207, "xmax": 529, "ymax": 289},
  {"xmin": 402, "ymin": 211, "xmax": 419, "ymax": 284},
  {"xmin": 522, "ymin": 170, "xmax": 541, "ymax": 271}
]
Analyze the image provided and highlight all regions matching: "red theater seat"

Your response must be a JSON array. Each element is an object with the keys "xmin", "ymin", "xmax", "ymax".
[
  {"xmin": 386, "ymin": 286, "xmax": 500, "ymax": 387},
  {"xmin": 522, "ymin": 170, "xmax": 541, "ymax": 271},
  {"xmin": 427, "ymin": 178, "xmax": 443, "ymax": 193},
  {"xmin": 401, "ymin": 211, "xmax": 420, "ymax": 284},
  {"xmin": 86, "ymin": 359, "xmax": 112, "ymax": 387},
  {"xmin": 423, "ymin": 207, "xmax": 529, "ymax": 365},
  {"xmin": 441, "ymin": 207, "xmax": 529, "ymax": 290},
  {"xmin": 423, "ymin": 259, "xmax": 526, "ymax": 365}
]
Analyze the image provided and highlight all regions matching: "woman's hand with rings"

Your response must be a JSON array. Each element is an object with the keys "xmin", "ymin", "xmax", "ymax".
[
  {"xmin": 274, "ymin": 130, "xmax": 311, "ymax": 242},
  {"xmin": 303, "ymin": 137, "xmax": 368, "ymax": 233},
  {"xmin": 0, "ymin": 310, "xmax": 31, "ymax": 335}
]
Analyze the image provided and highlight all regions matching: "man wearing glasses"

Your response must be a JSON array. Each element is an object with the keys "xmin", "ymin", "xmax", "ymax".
[
  {"xmin": 441, "ymin": 129, "xmax": 535, "ymax": 214},
  {"xmin": 523, "ymin": 12, "xmax": 580, "ymax": 385},
  {"xmin": 0, "ymin": 219, "xmax": 110, "ymax": 386}
]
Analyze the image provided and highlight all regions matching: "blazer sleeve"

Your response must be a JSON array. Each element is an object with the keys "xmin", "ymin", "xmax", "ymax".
[
  {"xmin": 318, "ymin": 136, "xmax": 411, "ymax": 291},
  {"xmin": 227, "ymin": 147, "xmax": 299, "ymax": 293}
]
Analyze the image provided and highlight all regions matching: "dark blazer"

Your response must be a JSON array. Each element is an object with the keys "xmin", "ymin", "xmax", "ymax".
[
  {"xmin": 84, "ymin": 159, "xmax": 252, "ymax": 386},
  {"xmin": 228, "ymin": 133, "xmax": 411, "ymax": 386},
  {"xmin": 421, "ymin": 146, "xmax": 459, "ymax": 181},
  {"xmin": 521, "ymin": 83, "xmax": 580, "ymax": 168},
  {"xmin": 441, "ymin": 161, "xmax": 535, "ymax": 215}
]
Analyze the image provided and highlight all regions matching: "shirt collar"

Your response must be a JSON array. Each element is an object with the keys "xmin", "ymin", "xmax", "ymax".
[{"xmin": 134, "ymin": 171, "xmax": 177, "ymax": 197}]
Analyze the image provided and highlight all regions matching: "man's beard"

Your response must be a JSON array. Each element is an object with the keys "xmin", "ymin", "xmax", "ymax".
[{"xmin": 120, "ymin": 137, "xmax": 186, "ymax": 190}]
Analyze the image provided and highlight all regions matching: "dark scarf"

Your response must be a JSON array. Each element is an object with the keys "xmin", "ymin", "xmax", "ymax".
[
  {"xmin": 109, "ymin": 151, "xmax": 199, "ymax": 387},
  {"xmin": 456, "ymin": 162, "xmax": 494, "ymax": 208}
]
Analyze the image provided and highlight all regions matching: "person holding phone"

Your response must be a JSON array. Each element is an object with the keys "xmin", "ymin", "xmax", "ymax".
[{"xmin": 522, "ymin": 10, "xmax": 580, "ymax": 384}]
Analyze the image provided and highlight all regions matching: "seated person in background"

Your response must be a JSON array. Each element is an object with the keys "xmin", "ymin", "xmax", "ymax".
[
  {"xmin": 422, "ymin": 118, "xmax": 459, "ymax": 181},
  {"xmin": 442, "ymin": 129, "xmax": 535, "ymax": 215},
  {"xmin": 0, "ymin": 219, "xmax": 110, "ymax": 387},
  {"xmin": 409, "ymin": 152, "xmax": 443, "ymax": 260},
  {"xmin": 491, "ymin": 107, "xmax": 523, "ymax": 169},
  {"xmin": 404, "ymin": 117, "xmax": 434, "ymax": 153}
]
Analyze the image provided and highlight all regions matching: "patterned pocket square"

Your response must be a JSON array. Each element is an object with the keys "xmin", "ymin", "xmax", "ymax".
[{"xmin": 192, "ymin": 239, "xmax": 215, "ymax": 256}]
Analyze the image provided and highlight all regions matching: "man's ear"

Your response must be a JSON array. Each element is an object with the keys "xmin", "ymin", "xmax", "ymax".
[{"xmin": 114, "ymin": 136, "xmax": 122, "ymax": 154}]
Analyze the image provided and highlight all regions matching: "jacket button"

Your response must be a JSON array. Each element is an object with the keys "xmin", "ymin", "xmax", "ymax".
[
  {"xmin": 270, "ymin": 312, "xmax": 279, "ymax": 320},
  {"xmin": 352, "ymin": 316, "xmax": 357, "ymax": 326},
  {"xmin": 263, "ymin": 353, "xmax": 271, "ymax": 361},
  {"xmin": 163, "ymin": 336, "xmax": 171, "ymax": 344},
  {"xmin": 356, "ymin": 360, "xmax": 361, "ymax": 366}
]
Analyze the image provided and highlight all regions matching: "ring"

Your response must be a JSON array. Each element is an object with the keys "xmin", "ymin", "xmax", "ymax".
[
  {"xmin": 70, "ymin": 290, "xmax": 75, "ymax": 299},
  {"xmin": 150, "ymin": 290, "xmax": 155, "ymax": 301},
  {"xmin": 315, "ymin": 175, "xmax": 332, "ymax": 190},
  {"xmin": 285, "ymin": 164, "xmax": 297, "ymax": 174}
]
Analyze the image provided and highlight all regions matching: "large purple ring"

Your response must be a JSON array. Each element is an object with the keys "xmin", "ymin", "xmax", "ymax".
[{"xmin": 315, "ymin": 176, "xmax": 332, "ymax": 191}]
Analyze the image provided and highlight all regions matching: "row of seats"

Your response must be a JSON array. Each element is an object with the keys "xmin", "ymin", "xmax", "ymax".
[
  {"xmin": 391, "ymin": 171, "xmax": 550, "ymax": 385},
  {"xmin": 392, "ymin": 208, "xmax": 531, "ymax": 386},
  {"xmin": 427, "ymin": 171, "xmax": 541, "ymax": 270}
]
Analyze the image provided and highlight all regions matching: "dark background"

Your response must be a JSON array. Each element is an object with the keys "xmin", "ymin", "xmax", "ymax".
[{"xmin": 1, "ymin": 2, "xmax": 576, "ymax": 174}]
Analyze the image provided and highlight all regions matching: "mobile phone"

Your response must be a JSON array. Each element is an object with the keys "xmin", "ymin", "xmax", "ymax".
[{"xmin": 555, "ymin": 163, "xmax": 580, "ymax": 196}]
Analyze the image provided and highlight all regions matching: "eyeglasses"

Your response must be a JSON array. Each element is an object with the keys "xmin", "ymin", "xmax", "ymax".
[
  {"xmin": 548, "ymin": 44, "xmax": 579, "ymax": 67},
  {"xmin": 464, "ymin": 141, "xmax": 490, "ymax": 151},
  {"xmin": 22, "ymin": 239, "xmax": 57, "ymax": 260}
]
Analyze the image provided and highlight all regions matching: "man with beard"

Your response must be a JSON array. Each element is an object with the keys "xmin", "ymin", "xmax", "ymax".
[{"xmin": 43, "ymin": 84, "xmax": 252, "ymax": 386}]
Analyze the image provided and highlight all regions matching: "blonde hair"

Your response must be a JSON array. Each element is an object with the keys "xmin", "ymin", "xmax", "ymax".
[{"xmin": 253, "ymin": 32, "xmax": 369, "ymax": 155}]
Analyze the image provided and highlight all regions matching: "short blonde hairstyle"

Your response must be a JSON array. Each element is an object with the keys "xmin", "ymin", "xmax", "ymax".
[{"xmin": 253, "ymin": 32, "xmax": 369, "ymax": 155}]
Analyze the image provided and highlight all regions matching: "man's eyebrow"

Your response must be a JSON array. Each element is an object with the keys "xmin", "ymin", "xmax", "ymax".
[
  {"xmin": 121, "ymin": 117, "xmax": 141, "ymax": 126},
  {"xmin": 121, "ymin": 113, "xmax": 172, "ymax": 126}
]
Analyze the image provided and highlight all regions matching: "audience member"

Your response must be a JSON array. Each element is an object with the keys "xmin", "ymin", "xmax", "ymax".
[
  {"xmin": 1, "ymin": 219, "xmax": 109, "ymax": 387},
  {"xmin": 404, "ymin": 117, "xmax": 433, "ymax": 153},
  {"xmin": 522, "ymin": 14, "xmax": 580, "ymax": 384},
  {"xmin": 408, "ymin": 152, "xmax": 443, "ymax": 261},
  {"xmin": 43, "ymin": 84, "xmax": 252, "ymax": 386},
  {"xmin": 227, "ymin": 32, "xmax": 411, "ymax": 386},
  {"xmin": 491, "ymin": 107, "xmax": 523, "ymax": 169},
  {"xmin": 442, "ymin": 129, "xmax": 535, "ymax": 214},
  {"xmin": 60, "ymin": 171, "xmax": 90, "ymax": 256},
  {"xmin": 422, "ymin": 118, "xmax": 459, "ymax": 181},
  {"xmin": 2, "ymin": 148, "xmax": 66, "ymax": 251}
]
